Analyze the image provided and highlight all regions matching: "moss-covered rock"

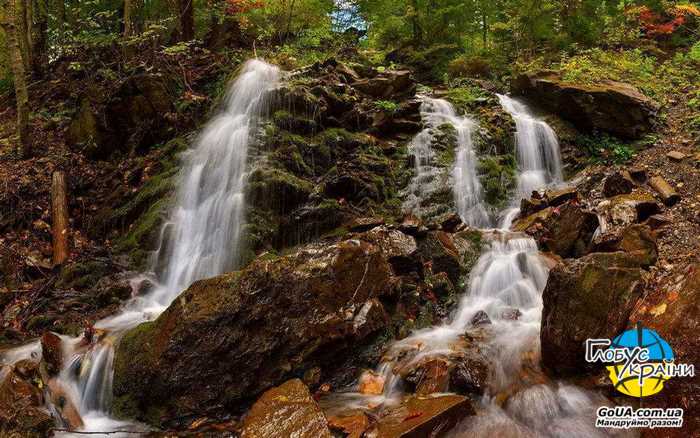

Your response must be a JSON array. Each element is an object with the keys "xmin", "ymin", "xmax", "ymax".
[
  {"xmin": 247, "ymin": 166, "xmax": 313, "ymax": 214},
  {"xmin": 477, "ymin": 155, "xmax": 517, "ymax": 209}
]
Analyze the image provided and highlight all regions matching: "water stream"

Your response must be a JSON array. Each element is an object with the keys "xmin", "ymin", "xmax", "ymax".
[{"xmin": 403, "ymin": 97, "xmax": 490, "ymax": 227}]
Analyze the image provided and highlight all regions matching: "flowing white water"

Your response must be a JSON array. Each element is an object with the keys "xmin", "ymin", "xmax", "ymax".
[
  {"xmin": 497, "ymin": 94, "xmax": 564, "ymax": 228},
  {"xmin": 0, "ymin": 59, "xmax": 281, "ymax": 436},
  {"xmin": 326, "ymin": 94, "xmax": 624, "ymax": 437},
  {"xmin": 403, "ymin": 98, "xmax": 490, "ymax": 227}
]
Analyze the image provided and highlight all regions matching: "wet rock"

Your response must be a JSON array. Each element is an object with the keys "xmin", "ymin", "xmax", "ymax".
[
  {"xmin": 248, "ymin": 167, "xmax": 313, "ymax": 214},
  {"xmin": 40, "ymin": 331, "xmax": 63, "ymax": 376},
  {"xmin": 512, "ymin": 72, "xmax": 658, "ymax": 139},
  {"xmin": 514, "ymin": 201, "xmax": 599, "ymax": 258},
  {"xmin": 419, "ymin": 231, "xmax": 462, "ymax": 287},
  {"xmin": 360, "ymin": 227, "xmax": 420, "ymax": 275},
  {"xmin": 440, "ymin": 213, "xmax": 464, "ymax": 233},
  {"xmin": 470, "ymin": 310, "xmax": 491, "ymax": 326},
  {"xmin": 113, "ymin": 239, "xmax": 394, "ymax": 424},
  {"xmin": 603, "ymin": 171, "xmax": 636, "ymax": 197},
  {"xmin": 649, "ymin": 176, "xmax": 680, "ymax": 206},
  {"xmin": 449, "ymin": 358, "xmax": 489, "ymax": 396},
  {"xmin": 541, "ymin": 252, "xmax": 645, "ymax": 376},
  {"xmin": 0, "ymin": 369, "xmax": 53, "ymax": 437},
  {"xmin": 13, "ymin": 359, "xmax": 39, "ymax": 380},
  {"xmin": 500, "ymin": 308, "xmax": 522, "ymax": 321},
  {"xmin": 358, "ymin": 370, "xmax": 385, "ymax": 395},
  {"xmin": 328, "ymin": 410, "xmax": 370, "ymax": 438},
  {"xmin": 520, "ymin": 197, "xmax": 548, "ymax": 217},
  {"xmin": 411, "ymin": 359, "xmax": 451, "ymax": 395},
  {"xmin": 368, "ymin": 394, "xmax": 475, "ymax": 437},
  {"xmin": 347, "ymin": 217, "xmax": 385, "ymax": 233},
  {"xmin": 240, "ymin": 379, "xmax": 331, "ymax": 438},
  {"xmin": 604, "ymin": 192, "xmax": 661, "ymax": 225}
]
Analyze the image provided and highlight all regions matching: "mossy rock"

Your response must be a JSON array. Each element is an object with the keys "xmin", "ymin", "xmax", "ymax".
[
  {"xmin": 56, "ymin": 260, "xmax": 112, "ymax": 290},
  {"xmin": 272, "ymin": 110, "xmax": 317, "ymax": 135},
  {"xmin": 247, "ymin": 167, "xmax": 313, "ymax": 215},
  {"xmin": 477, "ymin": 155, "xmax": 517, "ymax": 209}
]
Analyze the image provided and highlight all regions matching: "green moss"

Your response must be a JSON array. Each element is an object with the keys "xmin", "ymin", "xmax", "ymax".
[
  {"xmin": 477, "ymin": 155, "xmax": 517, "ymax": 209},
  {"xmin": 56, "ymin": 260, "xmax": 111, "ymax": 290},
  {"xmin": 247, "ymin": 167, "xmax": 313, "ymax": 214},
  {"xmin": 114, "ymin": 196, "xmax": 171, "ymax": 268}
]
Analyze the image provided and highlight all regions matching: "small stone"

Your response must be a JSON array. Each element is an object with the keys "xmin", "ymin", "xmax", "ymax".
[
  {"xmin": 470, "ymin": 310, "xmax": 491, "ymax": 326},
  {"xmin": 328, "ymin": 411, "xmax": 369, "ymax": 438},
  {"xmin": 501, "ymin": 308, "xmax": 522, "ymax": 321},
  {"xmin": 347, "ymin": 217, "xmax": 385, "ymax": 233},
  {"xmin": 41, "ymin": 331, "xmax": 63, "ymax": 376},
  {"xmin": 628, "ymin": 167, "xmax": 647, "ymax": 184},
  {"xmin": 358, "ymin": 370, "xmax": 385, "ymax": 395},
  {"xmin": 603, "ymin": 172, "xmax": 635, "ymax": 197},
  {"xmin": 646, "ymin": 214, "xmax": 671, "ymax": 229},
  {"xmin": 667, "ymin": 151, "xmax": 687, "ymax": 161}
]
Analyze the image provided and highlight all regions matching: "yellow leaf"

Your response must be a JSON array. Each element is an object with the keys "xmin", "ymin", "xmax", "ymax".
[{"xmin": 650, "ymin": 303, "xmax": 667, "ymax": 317}]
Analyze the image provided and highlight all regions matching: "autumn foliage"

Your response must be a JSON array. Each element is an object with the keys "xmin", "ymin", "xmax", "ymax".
[{"xmin": 632, "ymin": 4, "xmax": 700, "ymax": 37}]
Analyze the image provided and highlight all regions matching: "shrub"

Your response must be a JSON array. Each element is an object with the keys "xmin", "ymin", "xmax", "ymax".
[{"xmin": 448, "ymin": 54, "xmax": 492, "ymax": 78}]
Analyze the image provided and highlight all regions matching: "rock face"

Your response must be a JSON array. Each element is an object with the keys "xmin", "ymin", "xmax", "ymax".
[
  {"xmin": 240, "ymin": 379, "xmax": 331, "ymax": 438},
  {"xmin": 113, "ymin": 238, "xmax": 394, "ymax": 424},
  {"xmin": 540, "ymin": 252, "xmax": 645, "ymax": 375},
  {"xmin": 512, "ymin": 72, "xmax": 658, "ymax": 139}
]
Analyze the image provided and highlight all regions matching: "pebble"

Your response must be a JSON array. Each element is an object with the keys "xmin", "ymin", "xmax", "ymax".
[{"xmin": 667, "ymin": 151, "xmax": 687, "ymax": 161}]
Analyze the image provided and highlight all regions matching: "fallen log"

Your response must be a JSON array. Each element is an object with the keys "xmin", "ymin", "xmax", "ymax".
[{"xmin": 649, "ymin": 176, "xmax": 680, "ymax": 206}]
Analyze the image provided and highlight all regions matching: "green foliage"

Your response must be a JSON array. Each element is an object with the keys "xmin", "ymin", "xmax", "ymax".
[
  {"xmin": 374, "ymin": 100, "xmax": 399, "ymax": 113},
  {"xmin": 577, "ymin": 132, "xmax": 635, "ymax": 164}
]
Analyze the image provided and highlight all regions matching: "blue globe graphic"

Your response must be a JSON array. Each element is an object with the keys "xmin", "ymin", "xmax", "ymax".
[{"xmin": 611, "ymin": 327, "xmax": 674, "ymax": 361}]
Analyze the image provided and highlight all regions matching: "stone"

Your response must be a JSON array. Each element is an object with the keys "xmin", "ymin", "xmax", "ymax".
[
  {"xmin": 353, "ymin": 70, "xmax": 415, "ymax": 98},
  {"xmin": 512, "ymin": 72, "xmax": 658, "ymax": 139},
  {"xmin": 645, "ymin": 214, "xmax": 671, "ymax": 229},
  {"xmin": 500, "ymin": 308, "xmax": 522, "ymax": 321},
  {"xmin": 541, "ymin": 252, "xmax": 645, "ymax": 376},
  {"xmin": 440, "ymin": 213, "xmax": 464, "ymax": 233},
  {"xmin": 0, "ymin": 369, "xmax": 53, "ymax": 437},
  {"xmin": 514, "ymin": 201, "xmax": 599, "ymax": 258},
  {"xmin": 519, "ymin": 197, "xmax": 548, "ymax": 217},
  {"xmin": 649, "ymin": 176, "xmax": 680, "ymax": 206},
  {"xmin": 419, "ymin": 231, "xmax": 462, "ymax": 287},
  {"xmin": 328, "ymin": 411, "xmax": 370, "ymax": 438},
  {"xmin": 240, "ymin": 379, "xmax": 331, "ymax": 438},
  {"xmin": 666, "ymin": 151, "xmax": 686, "ymax": 161},
  {"xmin": 41, "ymin": 331, "xmax": 63, "ymax": 376},
  {"xmin": 470, "ymin": 310, "xmax": 491, "ymax": 326},
  {"xmin": 628, "ymin": 167, "xmax": 648, "ymax": 184},
  {"xmin": 360, "ymin": 227, "xmax": 420, "ymax": 275},
  {"xmin": 347, "ymin": 217, "xmax": 385, "ymax": 232},
  {"xmin": 399, "ymin": 214, "xmax": 423, "ymax": 236},
  {"xmin": 544, "ymin": 186, "xmax": 578, "ymax": 206},
  {"xmin": 113, "ymin": 239, "xmax": 394, "ymax": 425},
  {"xmin": 603, "ymin": 172, "xmax": 635, "ymax": 197},
  {"xmin": 369, "ymin": 394, "xmax": 474, "ymax": 438},
  {"xmin": 358, "ymin": 370, "xmax": 385, "ymax": 395}
]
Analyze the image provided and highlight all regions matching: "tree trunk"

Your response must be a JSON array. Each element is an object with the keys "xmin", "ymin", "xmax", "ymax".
[
  {"xmin": 51, "ymin": 171, "xmax": 70, "ymax": 265},
  {"xmin": 55, "ymin": 0, "xmax": 65, "ymax": 40},
  {"xmin": 14, "ymin": 0, "xmax": 30, "ymax": 70},
  {"xmin": 123, "ymin": 0, "xmax": 134, "ymax": 37},
  {"xmin": 179, "ymin": 0, "xmax": 194, "ymax": 41},
  {"xmin": 1, "ymin": 0, "xmax": 31, "ymax": 157},
  {"xmin": 30, "ymin": 0, "xmax": 48, "ymax": 76},
  {"xmin": 284, "ymin": 0, "xmax": 296, "ymax": 42}
]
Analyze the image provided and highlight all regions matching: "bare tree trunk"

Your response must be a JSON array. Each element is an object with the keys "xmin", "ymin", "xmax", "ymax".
[
  {"xmin": 284, "ymin": 0, "xmax": 296, "ymax": 42},
  {"xmin": 1, "ymin": 0, "xmax": 31, "ymax": 157},
  {"xmin": 51, "ymin": 171, "xmax": 70, "ymax": 265},
  {"xmin": 123, "ymin": 0, "xmax": 134, "ymax": 37},
  {"xmin": 14, "ymin": 0, "xmax": 30, "ymax": 70},
  {"xmin": 30, "ymin": 0, "xmax": 48, "ymax": 76},
  {"xmin": 179, "ymin": 0, "xmax": 194, "ymax": 40},
  {"xmin": 55, "ymin": 0, "xmax": 65, "ymax": 40}
]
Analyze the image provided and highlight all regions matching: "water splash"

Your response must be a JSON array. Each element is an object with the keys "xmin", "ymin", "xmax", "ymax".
[{"xmin": 403, "ymin": 97, "xmax": 490, "ymax": 227}]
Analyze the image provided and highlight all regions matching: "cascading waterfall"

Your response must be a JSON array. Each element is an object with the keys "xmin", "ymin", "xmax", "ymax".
[
  {"xmin": 497, "ymin": 94, "xmax": 563, "ymax": 229},
  {"xmin": 403, "ymin": 97, "xmax": 490, "ymax": 227},
  {"xmin": 0, "ymin": 59, "xmax": 281, "ymax": 435},
  {"xmin": 327, "ymin": 94, "xmax": 620, "ymax": 437}
]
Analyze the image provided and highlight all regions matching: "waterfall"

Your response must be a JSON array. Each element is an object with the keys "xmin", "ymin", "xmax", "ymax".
[
  {"xmin": 326, "ymin": 94, "xmax": 613, "ymax": 437},
  {"xmin": 403, "ymin": 97, "xmax": 490, "ymax": 227},
  {"xmin": 34, "ymin": 59, "xmax": 280, "ymax": 435}
]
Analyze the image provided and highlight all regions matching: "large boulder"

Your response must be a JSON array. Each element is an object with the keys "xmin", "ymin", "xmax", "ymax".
[
  {"xmin": 113, "ymin": 239, "xmax": 395, "ymax": 425},
  {"xmin": 240, "ymin": 379, "xmax": 331, "ymax": 438},
  {"xmin": 631, "ymin": 263, "xmax": 700, "ymax": 436},
  {"xmin": 512, "ymin": 72, "xmax": 658, "ymax": 139},
  {"xmin": 513, "ymin": 200, "xmax": 598, "ymax": 258},
  {"xmin": 68, "ymin": 74, "xmax": 175, "ymax": 159},
  {"xmin": 540, "ymin": 252, "xmax": 645, "ymax": 376}
]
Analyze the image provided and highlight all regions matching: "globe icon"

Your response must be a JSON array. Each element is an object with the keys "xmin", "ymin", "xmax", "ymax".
[{"xmin": 607, "ymin": 326, "xmax": 674, "ymax": 397}]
